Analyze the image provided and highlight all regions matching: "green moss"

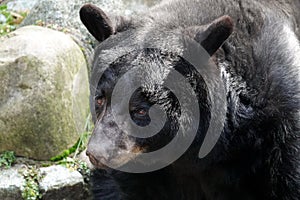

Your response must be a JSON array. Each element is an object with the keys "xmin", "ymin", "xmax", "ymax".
[
  {"xmin": 0, "ymin": 151, "xmax": 16, "ymax": 168},
  {"xmin": 49, "ymin": 131, "xmax": 90, "ymax": 162}
]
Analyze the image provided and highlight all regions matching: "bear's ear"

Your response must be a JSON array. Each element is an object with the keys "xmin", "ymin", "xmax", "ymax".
[
  {"xmin": 80, "ymin": 4, "xmax": 114, "ymax": 42},
  {"xmin": 186, "ymin": 15, "xmax": 234, "ymax": 56}
]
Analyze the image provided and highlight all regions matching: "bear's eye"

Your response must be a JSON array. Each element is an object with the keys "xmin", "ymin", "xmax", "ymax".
[
  {"xmin": 135, "ymin": 108, "xmax": 147, "ymax": 117},
  {"xmin": 95, "ymin": 96, "xmax": 105, "ymax": 107}
]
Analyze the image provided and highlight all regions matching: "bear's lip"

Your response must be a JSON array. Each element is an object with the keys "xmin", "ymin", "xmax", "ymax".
[{"xmin": 86, "ymin": 151, "xmax": 109, "ymax": 169}]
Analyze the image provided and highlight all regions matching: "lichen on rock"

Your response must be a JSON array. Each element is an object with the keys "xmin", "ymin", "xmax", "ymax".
[{"xmin": 0, "ymin": 26, "xmax": 89, "ymax": 160}]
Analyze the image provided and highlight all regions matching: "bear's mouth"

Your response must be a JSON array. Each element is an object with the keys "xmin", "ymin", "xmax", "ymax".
[
  {"xmin": 86, "ymin": 145, "xmax": 146, "ymax": 169},
  {"xmin": 87, "ymin": 152, "xmax": 109, "ymax": 169}
]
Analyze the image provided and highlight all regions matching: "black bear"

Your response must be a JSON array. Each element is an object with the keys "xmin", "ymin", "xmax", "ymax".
[{"xmin": 79, "ymin": 0, "xmax": 300, "ymax": 199}]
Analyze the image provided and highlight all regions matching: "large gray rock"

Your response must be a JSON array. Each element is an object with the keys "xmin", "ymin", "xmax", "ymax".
[{"xmin": 0, "ymin": 25, "xmax": 89, "ymax": 160}]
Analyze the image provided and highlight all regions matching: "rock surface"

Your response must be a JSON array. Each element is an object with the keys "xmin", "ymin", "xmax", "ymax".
[
  {"xmin": 39, "ymin": 165, "xmax": 89, "ymax": 200},
  {"xmin": 20, "ymin": 0, "xmax": 127, "ymax": 71},
  {"xmin": 0, "ymin": 165, "xmax": 25, "ymax": 200},
  {"xmin": 0, "ymin": 25, "xmax": 89, "ymax": 160},
  {"xmin": 0, "ymin": 164, "xmax": 89, "ymax": 200},
  {"xmin": 6, "ymin": 0, "xmax": 38, "ymax": 12},
  {"xmin": 19, "ymin": 0, "xmax": 160, "ymax": 73}
]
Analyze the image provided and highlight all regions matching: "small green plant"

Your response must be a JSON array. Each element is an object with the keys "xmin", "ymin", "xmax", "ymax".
[
  {"xmin": 56, "ymin": 157, "xmax": 90, "ymax": 175},
  {"xmin": 50, "ymin": 114, "xmax": 92, "ymax": 162},
  {"xmin": 50, "ymin": 131, "xmax": 90, "ymax": 162},
  {"xmin": 49, "ymin": 114, "xmax": 92, "ymax": 178},
  {"xmin": 0, "ymin": 151, "xmax": 16, "ymax": 168},
  {"xmin": 21, "ymin": 166, "xmax": 42, "ymax": 200},
  {"xmin": 0, "ymin": 4, "xmax": 28, "ymax": 36}
]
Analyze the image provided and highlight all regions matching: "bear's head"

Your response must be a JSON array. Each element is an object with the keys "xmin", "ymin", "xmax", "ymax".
[{"xmin": 80, "ymin": 4, "xmax": 233, "ymax": 172}]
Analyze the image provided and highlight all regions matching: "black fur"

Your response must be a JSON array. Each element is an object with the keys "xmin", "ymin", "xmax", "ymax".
[{"xmin": 80, "ymin": 0, "xmax": 300, "ymax": 199}]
